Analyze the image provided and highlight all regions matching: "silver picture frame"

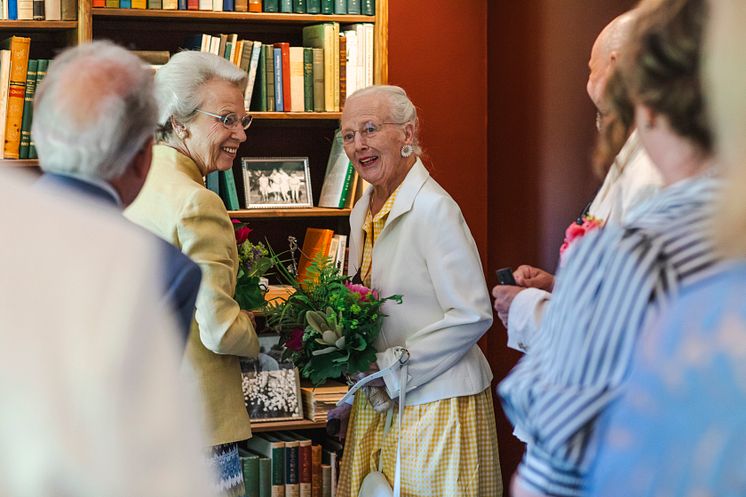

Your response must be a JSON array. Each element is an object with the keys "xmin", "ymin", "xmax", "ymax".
[{"xmin": 241, "ymin": 156, "xmax": 313, "ymax": 209}]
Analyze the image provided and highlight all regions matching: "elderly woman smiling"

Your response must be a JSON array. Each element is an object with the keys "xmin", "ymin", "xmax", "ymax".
[
  {"xmin": 336, "ymin": 85, "xmax": 502, "ymax": 497},
  {"xmin": 125, "ymin": 51, "xmax": 259, "ymax": 497}
]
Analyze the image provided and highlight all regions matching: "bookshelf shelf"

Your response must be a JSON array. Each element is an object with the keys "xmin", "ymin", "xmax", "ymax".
[
  {"xmin": 250, "ymin": 418, "xmax": 326, "ymax": 432},
  {"xmin": 92, "ymin": 8, "xmax": 374, "ymax": 24},
  {"xmin": 252, "ymin": 111, "xmax": 341, "ymax": 120},
  {"xmin": 229, "ymin": 207, "xmax": 351, "ymax": 218},
  {"xmin": 0, "ymin": 21, "xmax": 78, "ymax": 30},
  {"xmin": 1, "ymin": 159, "xmax": 40, "ymax": 167}
]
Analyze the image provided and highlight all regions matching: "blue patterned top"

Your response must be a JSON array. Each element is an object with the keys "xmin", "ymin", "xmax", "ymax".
[{"xmin": 588, "ymin": 261, "xmax": 746, "ymax": 497}]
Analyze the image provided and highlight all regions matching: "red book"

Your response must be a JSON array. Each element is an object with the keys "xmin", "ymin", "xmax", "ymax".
[
  {"xmin": 187, "ymin": 0, "xmax": 198, "ymax": 10},
  {"xmin": 273, "ymin": 42, "xmax": 291, "ymax": 112}
]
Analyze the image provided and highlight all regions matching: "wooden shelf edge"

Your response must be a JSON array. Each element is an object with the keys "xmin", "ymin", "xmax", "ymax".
[
  {"xmin": 92, "ymin": 8, "xmax": 374, "ymax": 23},
  {"xmin": 1, "ymin": 159, "xmax": 39, "ymax": 167},
  {"xmin": 0, "ymin": 20, "xmax": 78, "ymax": 29},
  {"xmin": 229, "ymin": 207, "xmax": 351, "ymax": 218},
  {"xmin": 251, "ymin": 418, "xmax": 326, "ymax": 432},
  {"xmin": 253, "ymin": 111, "xmax": 341, "ymax": 120}
]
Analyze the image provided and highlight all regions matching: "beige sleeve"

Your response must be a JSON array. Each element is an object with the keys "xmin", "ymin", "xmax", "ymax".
[{"xmin": 177, "ymin": 187, "xmax": 259, "ymax": 357}]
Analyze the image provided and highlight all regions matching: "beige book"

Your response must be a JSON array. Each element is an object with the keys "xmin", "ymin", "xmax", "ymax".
[{"xmin": 288, "ymin": 46, "xmax": 305, "ymax": 112}]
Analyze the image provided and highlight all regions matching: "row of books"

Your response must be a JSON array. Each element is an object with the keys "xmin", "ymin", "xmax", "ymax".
[
  {"xmin": 0, "ymin": 0, "xmax": 76, "ymax": 19},
  {"xmin": 93, "ymin": 0, "xmax": 374, "ymax": 15},
  {"xmin": 244, "ymin": 431, "xmax": 343, "ymax": 497},
  {"xmin": 0, "ymin": 37, "xmax": 49, "ymax": 160},
  {"xmin": 300, "ymin": 380, "xmax": 347, "ymax": 423},
  {"xmin": 297, "ymin": 227, "xmax": 348, "ymax": 281}
]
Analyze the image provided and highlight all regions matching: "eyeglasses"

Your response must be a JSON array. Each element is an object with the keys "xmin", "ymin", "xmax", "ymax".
[
  {"xmin": 341, "ymin": 121, "xmax": 406, "ymax": 144},
  {"xmin": 196, "ymin": 109, "xmax": 254, "ymax": 130}
]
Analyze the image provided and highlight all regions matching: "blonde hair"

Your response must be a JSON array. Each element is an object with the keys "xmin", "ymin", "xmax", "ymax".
[{"xmin": 707, "ymin": 1, "xmax": 746, "ymax": 256}]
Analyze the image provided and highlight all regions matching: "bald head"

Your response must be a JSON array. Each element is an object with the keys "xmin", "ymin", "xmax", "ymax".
[{"xmin": 587, "ymin": 10, "xmax": 639, "ymax": 112}]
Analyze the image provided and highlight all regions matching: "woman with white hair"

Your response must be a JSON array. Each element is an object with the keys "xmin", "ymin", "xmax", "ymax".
[
  {"xmin": 125, "ymin": 51, "xmax": 259, "ymax": 497},
  {"xmin": 336, "ymin": 84, "xmax": 502, "ymax": 497}
]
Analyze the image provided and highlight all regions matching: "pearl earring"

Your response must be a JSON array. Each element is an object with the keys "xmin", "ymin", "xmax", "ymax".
[{"xmin": 401, "ymin": 144, "xmax": 414, "ymax": 158}]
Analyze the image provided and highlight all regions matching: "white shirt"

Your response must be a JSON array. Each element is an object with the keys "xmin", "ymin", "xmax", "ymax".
[
  {"xmin": 507, "ymin": 131, "xmax": 663, "ymax": 352},
  {"xmin": 0, "ymin": 170, "xmax": 215, "ymax": 497}
]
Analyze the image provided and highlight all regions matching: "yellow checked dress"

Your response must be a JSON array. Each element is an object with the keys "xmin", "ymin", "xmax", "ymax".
[{"xmin": 337, "ymin": 189, "xmax": 502, "ymax": 497}]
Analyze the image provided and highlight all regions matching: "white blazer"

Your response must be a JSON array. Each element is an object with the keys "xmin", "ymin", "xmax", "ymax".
[{"xmin": 348, "ymin": 159, "xmax": 494, "ymax": 406}]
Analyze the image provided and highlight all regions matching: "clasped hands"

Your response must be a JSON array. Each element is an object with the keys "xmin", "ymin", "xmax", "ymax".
[
  {"xmin": 327, "ymin": 363, "xmax": 391, "ymax": 440},
  {"xmin": 491, "ymin": 265, "xmax": 555, "ymax": 328}
]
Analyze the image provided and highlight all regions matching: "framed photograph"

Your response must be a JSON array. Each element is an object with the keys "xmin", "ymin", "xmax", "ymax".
[
  {"xmin": 241, "ymin": 157, "xmax": 313, "ymax": 209},
  {"xmin": 240, "ymin": 353, "xmax": 304, "ymax": 423}
]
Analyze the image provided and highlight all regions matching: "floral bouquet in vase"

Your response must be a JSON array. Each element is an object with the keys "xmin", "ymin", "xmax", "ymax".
[
  {"xmin": 264, "ymin": 244, "xmax": 402, "ymax": 413},
  {"xmin": 232, "ymin": 220, "xmax": 273, "ymax": 311}
]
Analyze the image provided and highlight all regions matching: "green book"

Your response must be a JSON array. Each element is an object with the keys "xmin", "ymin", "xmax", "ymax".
[
  {"xmin": 245, "ymin": 434, "xmax": 285, "ymax": 497},
  {"xmin": 239, "ymin": 449, "xmax": 260, "ymax": 497},
  {"xmin": 147, "ymin": 0, "xmax": 161, "ymax": 8},
  {"xmin": 333, "ymin": 0, "xmax": 344, "ymax": 13},
  {"xmin": 251, "ymin": 45, "xmax": 267, "ymax": 112},
  {"xmin": 279, "ymin": 0, "xmax": 291, "ymax": 12},
  {"xmin": 337, "ymin": 161, "xmax": 355, "ymax": 208},
  {"xmin": 361, "ymin": 0, "xmax": 373, "ymax": 15},
  {"xmin": 224, "ymin": 41, "xmax": 233, "ymax": 61},
  {"xmin": 320, "ymin": 0, "xmax": 331, "ymax": 13},
  {"xmin": 262, "ymin": 0, "xmax": 278, "ymax": 11},
  {"xmin": 306, "ymin": 0, "xmax": 319, "ymax": 13},
  {"xmin": 272, "ymin": 433, "xmax": 299, "ymax": 497},
  {"xmin": 292, "ymin": 0, "xmax": 304, "ymax": 13},
  {"xmin": 19, "ymin": 59, "xmax": 38, "ymax": 160},
  {"xmin": 264, "ymin": 44, "xmax": 275, "ymax": 112},
  {"xmin": 206, "ymin": 171, "xmax": 220, "ymax": 197},
  {"xmin": 29, "ymin": 59, "xmax": 49, "ymax": 160},
  {"xmin": 303, "ymin": 47, "xmax": 313, "ymax": 112},
  {"xmin": 219, "ymin": 169, "xmax": 241, "ymax": 210},
  {"xmin": 346, "ymin": 0, "xmax": 359, "ymax": 14},
  {"xmin": 257, "ymin": 456, "xmax": 271, "ymax": 497}
]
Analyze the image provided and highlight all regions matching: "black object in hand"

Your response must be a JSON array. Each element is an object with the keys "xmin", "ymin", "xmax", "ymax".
[
  {"xmin": 496, "ymin": 267, "xmax": 517, "ymax": 286},
  {"xmin": 326, "ymin": 418, "xmax": 341, "ymax": 436}
]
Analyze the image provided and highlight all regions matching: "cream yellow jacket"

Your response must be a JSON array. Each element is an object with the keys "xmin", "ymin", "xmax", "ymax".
[
  {"xmin": 348, "ymin": 159, "xmax": 493, "ymax": 406},
  {"xmin": 126, "ymin": 145, "xmax": 258, "ymax": 446}
]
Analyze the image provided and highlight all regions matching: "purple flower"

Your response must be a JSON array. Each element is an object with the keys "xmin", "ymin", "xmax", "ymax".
[{"xmin": 285, "ymin": 328, "xmax": 304, "ymax": 351}]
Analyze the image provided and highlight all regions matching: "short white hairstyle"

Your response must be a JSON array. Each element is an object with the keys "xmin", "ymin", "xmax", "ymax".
[
  {"xmin": 154, "ymin": 50, "xmax": 247, "ymax": 142},
  {"xmin": 346, "ymin": 85, "xmax": 422, "ymax": 155},
  {"xmin": 32, "ymin": 41, "xmax": 157, "ymax": 181}
]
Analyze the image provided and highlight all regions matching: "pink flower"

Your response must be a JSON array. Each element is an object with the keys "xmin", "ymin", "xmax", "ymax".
[
  {"xmin": 559, "ymin": 215, "xmax": 603, "ymax": 260},
  {"xmin": 345, "ymin": 282, "xmax": 378, "ymax": 301},
  {"xmin": 286, "ymin": 328, "xmax": 304, "ymax": 351}
]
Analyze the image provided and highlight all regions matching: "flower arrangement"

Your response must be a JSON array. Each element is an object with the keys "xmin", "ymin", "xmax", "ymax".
[
  {"xmin": 264, "ymin": 247, "xmax": 402, "ymax": 387},
  {"xmin": 232, "ymin": 220, "xmax": 273, "ymax": 311},
  {"xmin": 559, "ymin": 214, "xmax": 604, "ymax": 263}
]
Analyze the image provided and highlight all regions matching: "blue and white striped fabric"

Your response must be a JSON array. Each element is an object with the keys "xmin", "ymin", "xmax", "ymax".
[{"xmin": 499, "ymin": 173, "xmax": 721, "ymax": 497}]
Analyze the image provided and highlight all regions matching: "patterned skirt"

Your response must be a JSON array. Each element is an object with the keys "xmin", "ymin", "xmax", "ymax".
[
  {"xmin": 208, "ymin": 442, "xmax": 246, "ymax": 497},
  {"xmin": 337, "ymin": 388, "xmax": 503, "ymax": 497}
]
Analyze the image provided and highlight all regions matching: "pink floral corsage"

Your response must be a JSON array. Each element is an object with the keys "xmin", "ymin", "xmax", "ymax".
[{"xmin": 559, "ymin": 215, "xmax": 603, "ymax": 263}]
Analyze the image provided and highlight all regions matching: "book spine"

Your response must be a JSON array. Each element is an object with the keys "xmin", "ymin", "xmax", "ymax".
[
  {"xmin": 265, "ymin": 45, "xmax": 275, "ymax": 112},
  {"xmin": 321, "ymin": 465, "xmax": 331, "ymax": 497},
  {"xmin": 289, "ymin": 46, "xmax": 305, "ymax": 112},
  {"xmin": 251, "ymin": 45, "xmax": 267, "ymax": 112},
  {"xmin": 177, "ymin": 0, "xmax": 185, "ymax": 8},
  {"xmin": 272, "ymin": 447, "xmax": 285, "ymax": 497},
  {"xmin": 310, "ymin": 445, "xmax": 322, "ymax": 497},
  {"xmin": 311, "ymin": 48, "xmax": 324, "ymax": 112},
  {"xmin": 147, "ymin": 0, "xmax": 160, "ymax": 8},
  {"xmin": 234, "ymin": 0, "xmax": 246, "ymax": 10},
  {"xmin": 132, "ymin": 0, "xmax": 146, "ymax": 8},
  {"xmin": 285, "ymin": 444, "xmax": 299, "ymax": 497},
  {"xmin": 298, "ymin": 445, "xmax": 311, "ymax": 497},
  {"xmin": 303, "ymin": 47, "xmax": 313, "ymax": 112},
  {"xmin": 186, "ymin": 0, "xmax": 197, "ymax": 8},
  {"xmin": 28, "ymin": 58, "xmax": 47, "ymax": 160},
  {"xmin": 32, "ymin": 0, "xmax": 43, "ymax": 19},
  {"xmin": 3, "ymin": 37, "xmax": 30, "ymax": 160},
  {"xmin": 163, "ymin": 0, "xmax": 177, "ymax": 8},
  {"xmin": 346, "ymin": 0, "xmax": 359, "ymax": 14},
  {"xmin": 262, "ymin": 0, "xmax": 277, "ymax": 11},
  {"xmin": 274, "ymin": 42, "xmax": 290, "ymax": 111},
  {"xmin": 247, "ymin": 0, "xmax": 260, "ymax": 10},
  {"xmin": 258, "ymin": 457, "xmax": 272, "ymax": 497},
  {"xmin": 206, "ymin": 171, "xmax": 220, "ymax": 197},
  {"xmin": 332, "ymin": 0, "xmax": 343, "ymax": 14},
  {"xmin": 223, "ymin": 168, "xmax": 241, "ymax": 210},
  {"xmin": 60, "ymin": 0, "xmax": 76, "ymax": 18},
  {"xmin": 338, "ymin": 34, "xmax": 346, "ymax": 109},
  {"xmin": 306, "ymin": 0, "xmax": 319, "ymax": 13},
  {"xmin": 242, "ymin": 456, "xmax": 260, "ymax": 497},
  {"xmin": 361, "ymin": 0, "xmax": 372, "ymax": 15},
  {"xmin": 8, "ymin": 0, "xmax": 18, "ymax": 19},
  {"xmin": 279, "ymin": 0, "xmax": 290, "ymax": 12},
  {"xmin": 244, "ymin": 41, "xmax": 262, "ymax": 108},
  {"xmin": 17, "ymin": 0, "xmax": 33, "ymax": 18},
  {"xmin": 292, "ymin": 0, "xmax": 303, "ymax": 13},
  {"xmin": 337, "ymin": 161, "xmax": 354, "ymax": 208},
  {"xmin": 121, "ymin": 0, "xmax": 132, "ymax": 7},
  {"xmin": 320, "ymin": 0, "xmax": 331, "ymax": 14},
  {"xmin": 273, "ymin": 47, "xmax": 283, "ymax": 112},
  {"xmin": 18, "ymin": 58, "xmax": 37, "ymax": 160}
]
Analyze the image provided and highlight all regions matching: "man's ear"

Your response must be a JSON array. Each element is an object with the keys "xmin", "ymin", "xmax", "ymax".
[
  {"xmin": 132, "ymin": 137, "xmax": 154, "ymax": 180},
  {"xmin": 608, "ymin": 50, "xmax": 619, "ymax": 67}
]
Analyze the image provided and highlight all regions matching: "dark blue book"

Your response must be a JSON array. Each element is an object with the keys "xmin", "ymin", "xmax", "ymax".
[
  {"xmin": 177, "ymin": 0, "xmax": 185, "ymax": 8},
  {"xmin": 223, "ymin": 0, "xmax": 234, "ymax": 10},
  {"xmin": 273, "ymin": 48, "xmax": 284, "ymax": 112},
  {"xmin": 8, "ymin": 0, "xmax": 18, "ymax": 20},
  {"xmin": 346, "ymin": 0, "xmax": 359, "ymax": 14},
  {"xmin": 279, "ymin": 0, "xmax": 291, "ymax": 12},
  {"xmin": 361, "ymin": 0, "xmax": 373, "ymax": 15}
]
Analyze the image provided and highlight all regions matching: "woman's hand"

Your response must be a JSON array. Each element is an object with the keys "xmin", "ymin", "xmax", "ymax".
[
  {"xmin": 241, "ymin": 309, "xmax": 256, "ymax": 328},
  {"xmin": 514, "ymin": 265, "xmax": 555, "ymax": 291},
  {"xmin": 327, "ymin": 402, "xmax": 353, "ymax": 440}
]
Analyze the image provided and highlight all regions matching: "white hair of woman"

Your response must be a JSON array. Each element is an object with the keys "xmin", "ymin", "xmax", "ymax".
[
  {"xmin": 154, "ymin": 50, "xmax": 247, "ymax": 143},
  {"xmin": 32, "ymin": 40, "xmax": 157, "ymax": 181}
]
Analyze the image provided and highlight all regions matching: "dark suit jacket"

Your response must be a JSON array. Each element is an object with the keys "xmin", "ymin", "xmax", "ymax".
[{"xmin": 36, "ymin": 173, "xmax": 202, "ymax": 344}]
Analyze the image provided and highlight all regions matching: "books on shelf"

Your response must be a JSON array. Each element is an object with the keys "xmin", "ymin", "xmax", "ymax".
[
  {"xmin": 92, "ymin": 0, "xmax": 374, "ymax": 14},
  {"xmin": 318, "ymin": 129, "xmax": 355, "ymax": 209},
  {"xmin": 297, "ymin": 227, "xmax": 348, "ymax": 282},
  {"xmin": 300, "ymin": 380, "xmax": 347, "ymax": 422}
]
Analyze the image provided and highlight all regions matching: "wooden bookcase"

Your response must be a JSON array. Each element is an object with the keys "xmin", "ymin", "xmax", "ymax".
[{"xmin": 0, "ymin": 1, "xmax": 387, "ymax": 432}]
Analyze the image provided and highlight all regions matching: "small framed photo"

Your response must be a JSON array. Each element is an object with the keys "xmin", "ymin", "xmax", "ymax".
[
  {"xmin": 241, "ymin": 157, "xmax": 313, "ymax": 209},
  {"xmin": 241, "ymin": 353, "xmax": 304, "ymax": 423}
]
